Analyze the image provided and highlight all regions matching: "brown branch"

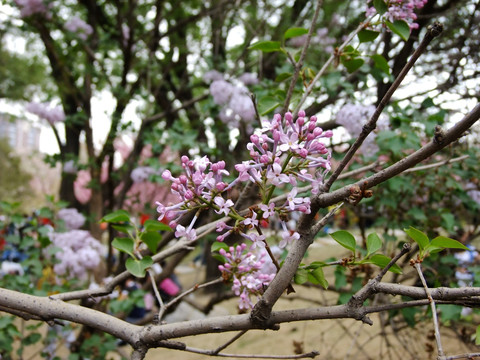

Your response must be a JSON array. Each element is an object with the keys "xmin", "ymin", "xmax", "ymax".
[{"xmin": 322, "ymin": 22, "xmax": 444, "ymax": 193}]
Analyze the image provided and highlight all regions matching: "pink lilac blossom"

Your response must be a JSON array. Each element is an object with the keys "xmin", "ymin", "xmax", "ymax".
[
  {"xmin": 48, "ymin": 230, "xmax": 104, "ymax": 281},
  {"xmin": 288, "ymin": 28, "xmax": 336, "ymax": 53},
  {"xmin": 62, "ymin": 160, "xmax": 77, "ymax": 174},
  {"xmin": 156, "ymin": 111, "xmax": 333, "ymax": 308},
  {"xmin": 205, "ymin": 72, "xmax": 258, "ymax": 126},
  {"xmin": 64, "ymin": 16, "xmax": 93, "ymax": 40},
  {"xmin": 218, "ymin": 244, "xmax": 275, "ymax": 310},
  {"xmin": 336, "ymin": 103, "xmax": 389, "ymax": 157},
  {"xmin": 57, "ymin": 208, "xmax": 85, "ymax": 230},
  {"xmin": 14, "ymin": 0, "xmax": 51, "ymax": 18},
  {"xmin": 26, "ymin": 102, "xmax": 65, "ymax": 125},
  {"xmin": 366, "ymin": 0, "xmax": 429, "ymax": 29},
  {"xmin": 131, "ymin": 166, "xmax": 157, "ymax": 183}
]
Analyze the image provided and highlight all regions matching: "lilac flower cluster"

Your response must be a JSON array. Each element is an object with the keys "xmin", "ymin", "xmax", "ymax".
[
  {"xmin": 366, "ymin": 0, "xmax": 429, "ymax": 29},
  {"xmin": 288, "ymin": 28, "xmax": 336, "ymax": 53},
  {"xmin": 57, "ymin": 208, "xmax": 86, "ymax": 231},
  {"xmin": 48, "ymin": 230, "xmax": 104, "ymax": 281},
  {"xmin": 204, "ymin": 70, "xmax": 258, "ymax": 126},
  {"xmin": 26, "ymin": 102, "xmax": 65, "ymax": 125},
  {"xmin": 218, "ymin": 244, "xmax": 276, "ymax": 310},
  {"xmin": 156, "ymin": 111, "xmax": 333, "ymax": 308},
  {"xmin": 336, "ymin": 104, "xmax": 389, "ymax": 157},
  {"xmin": 64, "ymin": 16, "xmax": 93, "ymax": 40},
  {"xmin": 131, "ymin": 166, "xmax": 158, "ymax": 183},
  {"xmin": 14, "ymin": 0, "xmax": 51, "ymax": 18}
]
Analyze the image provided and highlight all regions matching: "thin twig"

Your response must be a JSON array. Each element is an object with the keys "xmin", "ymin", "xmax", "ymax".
[
  {"xmin": 165, "ymin": 277, "xmax": 224, "ymax": 310},
  {"xmin": 184, "ymin": 346, "xmax": 320, "ymax": 359},
  {"xmin": 292, "ymin": 15, "xmax": 376, "ymax": 117},
  {"xmin": 212, "ymin": 330, "xmax": 248, "ymax": 355},
  {"xmin": 414, "ymin": 262, "xmax": 446, "ymax": 360},
  {"xmin": 282, "ymin": 0, "xmax": 323, "ymax": 114},
  {"xmin": 322, "ymin": 22, "xmax": 444, "ymax": 193},
  {"xmin": 148, "ymin": 268, "xmax": 166, "ymax": 320},
  {"xmin": 445, "ymin": 353, "xmax": 480, "ymax": 360}
]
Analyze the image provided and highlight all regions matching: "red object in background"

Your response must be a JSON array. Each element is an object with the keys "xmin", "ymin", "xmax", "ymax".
[
  {"xmin": 260, "ymin": 219, "xmax": 269, "ymax": 228},
  {"xmin": 139, "ymin": 213, "xmax": 150, "ymax": 226},
  {"xmin": 38, "ymin": 217, "xmax": 53, "ymax": 226},
  {"xmin": 159, "ymin": 278, "xmax": 180, "ymax": 296},
  {"xmin": 0, "ymin": 237, "xmax": 5, "ymax": 250}
]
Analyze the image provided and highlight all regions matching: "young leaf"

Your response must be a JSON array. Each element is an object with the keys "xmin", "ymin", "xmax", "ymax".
[
  {"xmin": 404, "ymin": 226, "xmax": 429, "ymax": 250},
  {"xmin": 366, "ymin": 233, "xmax": 382, "ymax": 256},
  {"xmin": 112, "ymin": 224, "xmax": 135, "ymax": 234},
  {"xmin": 342, "ymin": 58, "xmax": 364, "ymax": 73},
  {"xmin": 211, "ymin": 241, "xmax": 229, "ymax": 252},
  {"xmin": 476, "ymin": 325, "xmax": 480, "ymax": 345},
  {"xmin": 284, "ymin": 27, "xmax": 308, "ymax": 40},
  {"xmin": 385, "ymin": 20, "xmax": 410, "ymax": 41},
  {"xmin": 143, "ymin": 220, "xmax": 171, "ymax": 232},
  {"xmin": 358, "ymin": 29, "xmax": 380, "ymax": 43},
  {"xmin": 330, "ymin": 230, "xmax": 356, "ymax": 253},
  {"xmin": 140, "ymin": 231, "xmax": 162, "ymax": 254},
  {"xmin": 373, "ymin": 0, "xmax": 388, "ymax": 15},
  {"xmin": 369, "ymin": 254, "xmax": 403, "ymax": 274},
  {"xmin": 310, "ymin": 267, "xmax": 329, "ymax": 289},
  {"xmin": 249, "ymin": 41, "xmax": 282, "ymax": 53},
  {"xmin": 430, "ymin": 236, "xmax": 469, "ymax": 250},
  {"xmin": 112, "ymin": 237, "xmax": 135, "ymax": 258},
  {"xmin": 294, "ymin": 268, "xmax": 309, "ymax": 285},
  {"xmin": 125, "ymin": 256, "xmax": 153, "ymax": 278},
  {"xmin": 101, "ymin": 210, "xmax": 130, "ymax": 223},
  {"xmin": 275, "ymin": 72, "xmax": 292, "ymax": 82},
  {"xmin": 258, "ymin": 96, "xmax": 281, "ymax": 115},
  {"xmin": 371, "ymin": 54, "xmax": 390, "ymax": 75}
]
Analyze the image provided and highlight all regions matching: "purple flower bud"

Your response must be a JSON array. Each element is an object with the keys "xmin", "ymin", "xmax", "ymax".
[
  {"xmin": 162, "ymin": 170, "xmax": 172, "ymax": 180},
  {"xmin": 323, "ymin": 130, "xmax": 333, "ymax": 138},
  {"xmin": 184, "ymin": 190, "xmax": 194, "ymax": 200},
  {"xmin": 181, "ymin": 155, "xmax": 189, "ymax": 164},
  {"xmin": 298, "ymin": 110, "xmax": 306, "ymax": 118},
  {"xmin": 284, "ymin": 112, "xmax": 293, "ymax": 122},
  {"xmin": 313, "ymin": 127, "xmax": 323, "ymax": 137},
  {"xmin": 298, "ymin": 148, "xmax": 308, "ymax": 158}
]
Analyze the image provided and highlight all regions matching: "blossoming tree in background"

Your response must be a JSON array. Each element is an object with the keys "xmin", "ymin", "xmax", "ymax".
[{"xmin": 0, "ymin": 0, "xmax": 480, "ymax": 359}]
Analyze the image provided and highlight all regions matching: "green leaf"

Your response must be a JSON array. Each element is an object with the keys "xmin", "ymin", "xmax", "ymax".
[
  {"xmin": 101, "ymin": 210, "xmax": 130, "ymax": 223},
  {"xmin": 258, "ymin": 96, "xmax": 281, "ymax": 115},
  {"xmin": 385, "ymin": 20, "xmax": 411, "ymax": 41},
  {"xmin": 430, "ymin": 236, "xmax": 469, "ymax": 250},
  {"xmin": 330, "ymin": 230, "xmax": 356, "ymax": 253},
  {"xmin": 373, "ymin": 0, "xmax": 388, "ymax": 15},
  {"xmin": 125, "ymin": 256, "xmax": 153, "ymax": 278},
  {"xmin": 284, "ymin": 27, "xmax": 309, "ymax": 40},
  {"xmin": 112, "ymin": 224, "xmax": 135, "ymax": 234},
  {"xmin": 404, "ymin": 226, "xmax": 429, "ymax": 250},
  {"xmin": 342, "ymin": 58, "xmax": 364, "ymax": 73},
  {"xmin": 140, "ymin": 231, "xmax": 162, "ymax": 254},
  {"xmin": 211, "ymin": 241, "xmax": 229, "ymax": 252},
  {"xmin": 476, "ymin": 325, "xmax": 480, "ymax": 345},
  {"xmin": 366, "ymin": 233, "xmax": 382, "ymax": 256},
  {"xmin": 441, "ymin": 213, "xmax": 455, "ymax": 232},
  {"xmin": 369, "ymin": 254, "xmax": 403, "ymax": 274},
  {"xmin": 23, "ymin": 332, "xmax": 42, "ymax": 346},
  {"xmin": 212, "ymin": 254, "xmax": 227, "ymax": 263},
  {"xmin": 371, "ymin": 54, "xmax": 390, "ymax": 75},
  {"xmin": 358, "ymin": 29, "xmax": 380, "ymax": 43},
  {"xmin": 143, "ymin": 220, "xmax": 171, "ymax": 232},
  {"xmin": 275, "ymin": 72, "xmax": 292, "ymax": 82},
  {"xmin": 310, "ymin": 267, "xmax": 329, "ymax": 289},
  {"xmin": 112, "ymin": 237, "xmax": 135, "ymax": 258},
  {"xmin": 249, "ymin": 40, "xmax": 282, "ymax": 53},
  {"xmin": 294, "ymin": 269, "xmax": 309, "ymax": 285}
]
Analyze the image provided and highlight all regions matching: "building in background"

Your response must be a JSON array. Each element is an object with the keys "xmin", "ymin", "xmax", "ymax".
[{"xmin": 0, "ymin": 113, "xmax": 41, "ymax": 153}]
